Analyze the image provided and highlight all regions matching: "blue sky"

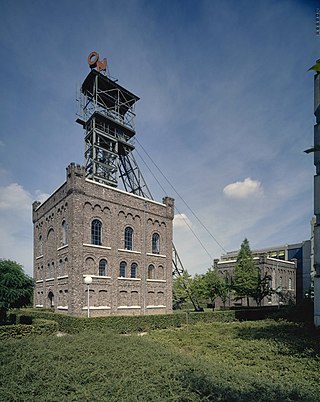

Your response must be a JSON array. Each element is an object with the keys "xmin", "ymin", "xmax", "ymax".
[{"xmin": 0, "ymin": 0, "xmax": 318, "ymax": 276}]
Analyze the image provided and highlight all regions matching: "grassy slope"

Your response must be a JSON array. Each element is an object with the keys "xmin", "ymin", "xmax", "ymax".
[{"xmin": 0, "ymin": 320, "xmax": 320, "ymax": 401}]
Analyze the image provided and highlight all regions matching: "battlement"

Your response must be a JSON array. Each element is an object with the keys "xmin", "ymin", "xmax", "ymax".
[{"xmin": 66, "ymin": 163, "xmax": 85, "ymax": 179}]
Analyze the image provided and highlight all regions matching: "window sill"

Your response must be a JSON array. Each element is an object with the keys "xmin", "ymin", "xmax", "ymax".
[
  {"xmin": 118, "ymin": 277, "xmax": 141, "ymax": 281},
  {"xmin": 147, "ymin": 305, "xmax": 166, "ymax": 309},
  {"xmin": 57, "ymin": 244, "xmax": 68, "ymax": 251},
  {"xmin": 57, "ymin": 306, "xmax": 68, "ymax": 310},
  {"xmin": 35, "ymin": 305, "xmax": 44, "ymax": 308},
  {"xmin": 57, "ymin": 275, "xmax": 68, "ymax": 279},
  {"xmin": 147, "ymin": 279, "xmax": 166, "ymax": 283},
  {"xmin": 118, "ymin": 306, "xmax": 141, "ymax": 309},
  {"xmin": 118, "ymin": 249, "xmax": 141, "ymax": 254},
  {"xmin": 146, "ymin": 253, "xmax": 167, "ymax": 258},
  {"xmin": 36, "ymin": 280, "xmax": 43, "ymax": 283},
  {"xmin": 82, "ymin": 275, "xmax": 111, "ymax": 279},
  {"xmin": 36, "ymin": 255, "xmax": 44, "ymax": 260},
  {"xmin": 83, "ymin": 244, "xmax": 111, "ymax": 250},
  {"xmin": 46, "ymin": 278, "xmax": 55, "ymax": 281},
  {"xmin": 82, "ymin": 306, "xmax": 111, "ymax": 310}
]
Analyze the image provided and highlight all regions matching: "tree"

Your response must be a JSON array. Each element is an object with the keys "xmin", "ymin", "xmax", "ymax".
[
  {"xmin": 192, "ymin": 267, "xmax": 229, "ymax": 309},
  {"xmin": 172, "ymin": 270, "xmax": 193, "ymax": 309},
  {"xmin": 252, "ymin": 272, "xmax": 272, "ymax": 306},
  {"xmin": 0, "ymin": 259, "xmax": 34, "ymax": 321},
  {"xmin": 172, "ymin": 271, "xmax": 203, "ymax": 311},
  {"xmin": 233, "ymin": 238, "xmax": 258, "ymax": 306}
]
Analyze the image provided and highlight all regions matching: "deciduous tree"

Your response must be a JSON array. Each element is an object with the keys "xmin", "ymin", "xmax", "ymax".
[
  {"xmin": 192, "ymin": 267, "xmax": 229, "ymax": 309},
  {"xmin": 252, "ymin": 272, "xmax": 272, "ymax": 306},
  {"xmin": 0, "ymin": 259, "xmax": 34, "ymax": 321}
]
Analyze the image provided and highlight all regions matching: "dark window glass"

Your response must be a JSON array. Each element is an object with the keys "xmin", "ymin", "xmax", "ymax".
[
  {"xmin": 91, "ymin": 219, "xmax": 102, "ymax": 245},
  {"xmin": 124, "ymin": 227, "xmax": 133, "ymax": 250},
  {"xmin": 119, "ymin": 261, "xmax": 127, "ymax": 277},
  {"xmin": 39, "ymin": 235, "xmax": 43, "ymax": 255},
  {"xmin": 62, "ymin": 221, "xmax": 68, "ymax": 245},
  {"xmin": 152, "ymin": 233, "xmax": 160, "ymax": 254},
  {"xmin": 99, "ymin": 259, "xmax": 107, "ymax": 276},
  {"xmin": 131, "ymin": 263, "xmax": 137, "ymax": 278}
]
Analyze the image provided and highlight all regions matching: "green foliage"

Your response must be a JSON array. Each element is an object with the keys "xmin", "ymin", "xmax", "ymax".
[
  {"xmin": 17, "ymin": 308, "xmax": 236, "ymax": 334},
  {"xmin": 233, "ymin": 238, "xmax": 259, "ymax": 305},
  {"xmin": 194, "ymin": 267, "xmax": 229, "ymax": 307},
  {"xmin": 0, "ymin": 259, "xmax": 34, "ymax": 321},
  {"xmin": 172, "ymin": 270, "xmax": 194, "ymax": 308},
  {"xmin": 1, "ymin": 320, "xmax": 319, "ymax": 401},
  {"xmin": 0, "ymin": 319, "xmax": 58, "ymax": 340}
]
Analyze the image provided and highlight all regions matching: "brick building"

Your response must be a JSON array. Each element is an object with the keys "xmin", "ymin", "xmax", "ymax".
[
  {"xmin": 33, "ymin": 163, "xmax": 174, "ymax": 316},
  {"xmin": 32, "ymin": 53, "xmax": 176, "ymax": 316},
  {"xmin": 214, "ymin": 254, "xmax": 296, "ymax": 307}
]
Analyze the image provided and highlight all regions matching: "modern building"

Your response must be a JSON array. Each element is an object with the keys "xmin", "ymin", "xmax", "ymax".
[{"xmin": 32, "ymin": 52, "xmax": 174, "ymax": 316}]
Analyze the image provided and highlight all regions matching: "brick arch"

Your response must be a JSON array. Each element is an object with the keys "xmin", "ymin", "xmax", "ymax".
[
  {"xmin": 84, "ymin": 201, "xmax": 93, "ymax": 211},
  {"xmin": 102, "ymin": 206, "xmax": 111, "ymax": 214},
  {"xmin": 47, "ymin": 227, "xmax": 54, "ymax": 239},
  {"xmin": 84, "ymin": 256, "xmax": 95, "ymax": 275},
  {"xmin": 93, "ymin": 204, "xmax": 103, "ymax": 213},
  {"xmin": 118, "ymin": 210, "xmax": 126, "ymax": 218}
]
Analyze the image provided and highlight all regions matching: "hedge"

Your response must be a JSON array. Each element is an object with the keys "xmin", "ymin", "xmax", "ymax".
[
  {"xmin": 12, "ymin": 309, "xmax": 236, "ymax": 334},
  {"xmin": 0, "ymin": 319, "xmax": 59, "ymax": 339}
]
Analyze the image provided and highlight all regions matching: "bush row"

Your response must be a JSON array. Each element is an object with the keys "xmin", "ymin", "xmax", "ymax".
[
  {"xmin": 0, "ymin": 319, "xmax": 59, "ymax": 339},
  {"xmin": 13, "ymin": 309, "xmax": 237, "ymax": 334}
]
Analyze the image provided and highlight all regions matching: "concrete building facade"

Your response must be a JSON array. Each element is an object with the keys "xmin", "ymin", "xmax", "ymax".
[{"xmin": 33, "ymin": 163, "xmax": 174, "ymax": 317}]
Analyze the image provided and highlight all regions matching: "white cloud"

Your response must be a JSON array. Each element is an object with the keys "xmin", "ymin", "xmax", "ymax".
[
  {"xmin": 0, "ymin": 183, "xmax": 32, "ymax": 210},
  {"xmin": 0, "ymin": 182, "xmax": 49, "ymax": 276},
  {"xmin": 223, "ymin": 177, "xmax": 264, "ymax": 199},
  {"xmin": 173, "ymin": 213, "xmax": 192, "ymax": 229},
  {"xmin": 35, "ymin": 190, "xmax": 50, "ymax": 204}
]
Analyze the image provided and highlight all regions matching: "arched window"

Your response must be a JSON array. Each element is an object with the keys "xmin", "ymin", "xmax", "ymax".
[
  {"xmin": 62, "ymin": 220, "xmax": 68, "ymax": 245},
  {"xmin": 152, "ymin": 233, "xmax": 160, "ymax": 254},
  {"xmin": 38, "ymin": 235, "xmax": 43, "ymax": 256},
  {"xmin": 148, "ymin": 264, "xmax": 155, "ymax": 280},
  {"xmin": 288, "ymin": 278, "xmax": 292, "ymax": 290},
  {"xmin": 99, "ymin": 259, "xmax": 107, "ymax": 276},
  {"xmin": 119, "ymin": 261, "xmax": 127, "ymax": 277},
  {"xmin": 131, "ymin": 262, "xmax": 137, "ymax": 278},
  {"xmin": 124, "ymin": 227, "xmax": 133, "ymax": 250},
  {"xmin": 59, "ymin": 259, "xmax": 63, "ymax": 275},
  {"xmin": 91, "ymin": 219, "xmax": 102, "ymax": 245}
]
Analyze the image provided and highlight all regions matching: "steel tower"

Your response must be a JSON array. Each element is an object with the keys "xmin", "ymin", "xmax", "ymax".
[{"xmin": 76, "ymin": 51, "xmax": 152, "ymax": 199}]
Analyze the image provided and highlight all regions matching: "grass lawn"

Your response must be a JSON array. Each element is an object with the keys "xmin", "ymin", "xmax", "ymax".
[{"xmin": 0, "ymin": 319, "xmax": 320, "ymax": 401}]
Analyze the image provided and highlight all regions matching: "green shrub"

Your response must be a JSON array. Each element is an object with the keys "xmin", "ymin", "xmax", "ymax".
[
  {"xmin": 1, "ymin": 320, "xmax": 319, "ymax": 401},
  {"xmin": 32, "ymin": 319, "xmax": 59, "ymax": 335},
  {"xmin": 15, "ymin": 308, "xmax": 236, "ymax": 334},
  {"xmin": 0, "ymin": 324, "xmax": 34, "ymax": 339},
  {"xmin": 0, "ymin": 319, "xmax": 58, "ymax": 339}
]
